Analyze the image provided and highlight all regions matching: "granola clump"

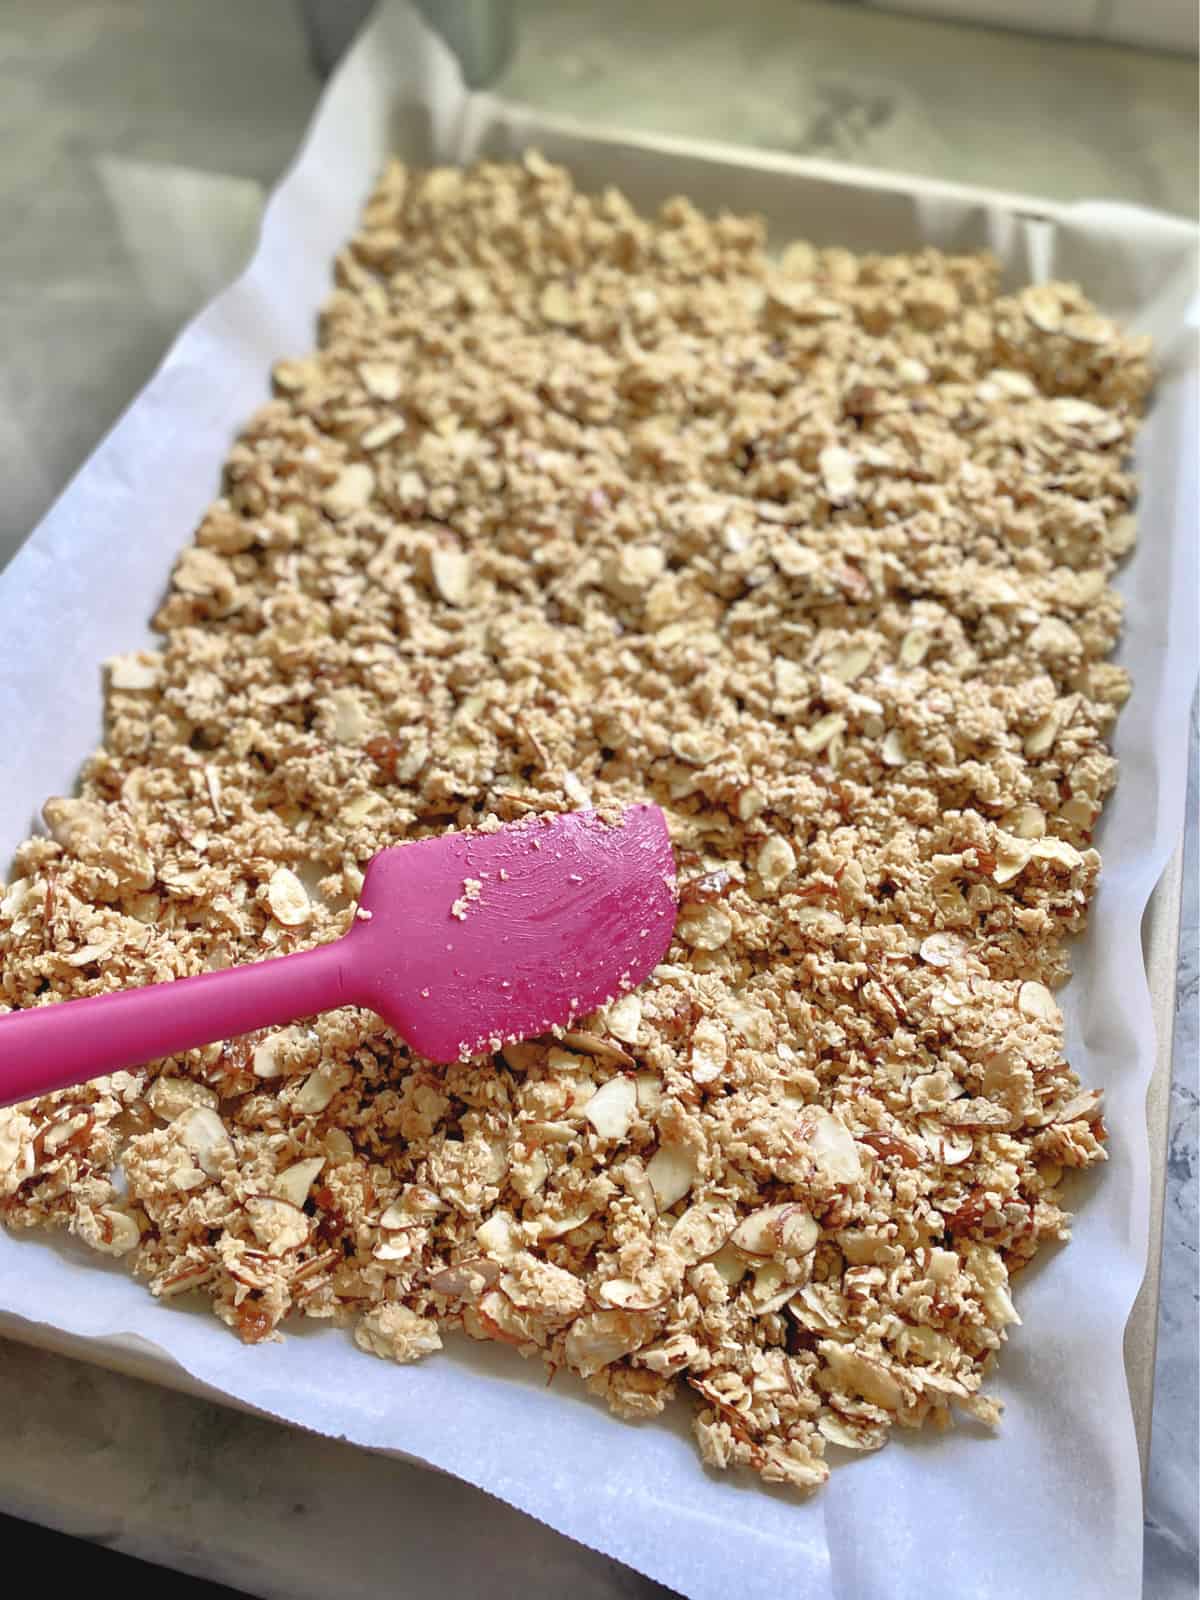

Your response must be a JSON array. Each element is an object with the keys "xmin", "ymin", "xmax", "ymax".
[{"xmin": 0, "ymin": 155, "xmax": 1151, "ymax": 1491}]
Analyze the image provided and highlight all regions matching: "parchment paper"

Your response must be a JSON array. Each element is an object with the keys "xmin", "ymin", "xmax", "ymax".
[{"xmin": 0, "ymin": 6, "xmax": 1196, "ymax": 1597}]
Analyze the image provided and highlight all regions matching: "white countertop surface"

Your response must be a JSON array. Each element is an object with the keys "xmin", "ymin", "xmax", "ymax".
[{"xmin": 0, "ymin": 3, "xmax": 1194, "ymax": 1595}]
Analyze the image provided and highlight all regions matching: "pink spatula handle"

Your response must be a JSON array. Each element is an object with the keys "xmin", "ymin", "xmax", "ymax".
[{"xmin": 0, "ymin": 938, "xmax": 359, "ymax": 1106}]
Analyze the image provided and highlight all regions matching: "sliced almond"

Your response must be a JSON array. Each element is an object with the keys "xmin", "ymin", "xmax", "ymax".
[
  {"xmin": 324, "ymin": 1128, "xmax": 355, "ymax": 1166},
  {"xmin": 965, "ymin": 1243, "xmax": 1021, "ymax": 1328},
  {"xmin": 710, "ymin": 1244, "xmax": 749, "ymax": 1286},
  {"xmin": 584, "ymin": 1076, "xmax": 637, "ymax": 1141},
  {"xmin": 252, "ymin": 1030, "xmax": 301, "ymax": 1081},
  {"xmin": 898, "ymin": 627, "xmax": 932, "ymax": 668},
  {"xmin": 736, "ymin": 785, "xmax": 766, "ymax": 822},
  {"xmin": 671, "ymin": 729, "xmax": 724, "ymax": 767},
  {"xmin": 511, "ymin": 1148, "xmax": 550, "ymax": 1199},
  {"xmin": 690, "ymin": 1018, "xmax": 728, "ymax": 1085},
  {"xmin": 817, "ymin": 1412, "xmax": 886, "ymax": 1451},
  {"xmin": 795, "ymin": 712, "xmax": 846, "ymax": 757},
  {"xmin": 756, "ymin": 835, "xmax": 796, "ymax": 892},
  {"xmin": 595, "ymin": 1277, "xmax": 669, "ymax": 1311},
  {"xmin": 634, "ymin": 1073, "xmax": 663, "ymax": 1115},
  {"xmin": 798, "ymin": 1108, "xmax": 862, "ymax": 1185},
  {"xmin": 917, "ymin": 1120, "xmax": 973, "ymax": 1166},
  {"xmin": 607, "ymin": 994, "xmax": 643, "ymax": 1044},
  {"xmin": 823, "ymin": 642, "xmax": 874, "ymax": 683},
  {"xmin": 146, "ymin": 1076, "xmax": 218, "ymax": 1121},
  {"xmin": 329, "ymin": 688, "xmax": 368, "ymax": 745},
  {"xmin": 560, "ymin": 1030, "xmax": 635, "ymax": 1067},
  {"xmin": 819, "ymin": 1342, "xmax": 904, "ymax": 1410},
  {"xmin": 266, "ymin": 866, "xmax": 311, "ymax": 927},
  {"xmin": 993, "ymin": 831, "xmax": 1034, "ymax": 885},
  {"xmin": 360, "ymin": 418, "xmax": 406, "ymax": 452},
  {"xmin": 374, "ymin": 1234, "xmax": 415, "ymax": 1262},
  {"xmin": 615, "ymin": 1155, "xmax": 657, "ymax": 1217},
  {"xmin": 175, "ymin": 1105, "xmax": 232, "ymax": 1178},
  {"xmin": 670, "ymin": 1201, "xmax": 735, "ymax": 1264},
  {"xmin": 429, "ymin": 1258, "xmax": 500, "ymax": 1300},
  {"xmin": 272, "ymin": 1156, "xmax": 325, "ymax": 1208},
  {"xmin": 747, "ymin": 1261, "xmax": 796, "ymax": 1314},
  {"xmin": 95, "ymin": 1207, "xmax": 141, "ymax": 1256},
  {"xmin": 733, "ymin": 1203, "xmax": 818, "ymax": 1258},
  {"xmin": 1018, "ymin": 980, "xmax": 1060, "ymax": 1023},
  {"xmin": 677, "ymin": 903, "xmax": 734, "ymax": 950},
  {"xmin": 293, "ymin": 1061, "xmax": 351, "ymax": 1115},
  {"xmin": 645, "ymin": 1144, "xmax": 698, "ymax": 1210},
  {"xmin": 1025, "ymin": 703, "xmax": 1067, "ymax": 758},
  {"xmin": 1021, "ymin": 284, "xmax": 1064, "ymax": 334},
  {"xmin": 1006, "ymin": 803, "xmax": 1046, "ymax": 839}
]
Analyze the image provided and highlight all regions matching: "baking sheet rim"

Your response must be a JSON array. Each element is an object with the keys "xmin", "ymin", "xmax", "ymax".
[{"xmin": 0, "ymin": 90, "xmax": 1185, "ymax": 1503}]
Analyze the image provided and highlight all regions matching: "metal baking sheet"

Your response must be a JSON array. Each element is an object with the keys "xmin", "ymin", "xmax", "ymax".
[{"xmin": 0, "ymin": 5, "xmax": 1194, "ymax": 1595}]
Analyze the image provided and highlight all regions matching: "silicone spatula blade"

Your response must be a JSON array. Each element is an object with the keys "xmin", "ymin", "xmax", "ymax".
[
  {"xmin": 353, "ymin": 803, "xmax": 677, "ymax": 1060},
  {"xmin": 0, "ymin": 805, "xmax": 677, "ymax": 1108}
]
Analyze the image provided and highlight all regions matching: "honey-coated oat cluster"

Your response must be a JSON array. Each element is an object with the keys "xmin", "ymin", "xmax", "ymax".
[{"xmin": 0, "ymin": 155, "xmax": 1152, "ymax": 1490}]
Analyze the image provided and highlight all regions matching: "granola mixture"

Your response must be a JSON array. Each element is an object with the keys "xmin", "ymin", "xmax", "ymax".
[{"xmin": 0, "ymin": 155, "xmax": 1151, "ymax": 1490}]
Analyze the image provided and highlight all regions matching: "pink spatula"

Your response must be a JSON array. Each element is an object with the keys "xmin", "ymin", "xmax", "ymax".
[{"xmin": 0, "ymin": 805, "xmax": 677, "ymax": 1109}]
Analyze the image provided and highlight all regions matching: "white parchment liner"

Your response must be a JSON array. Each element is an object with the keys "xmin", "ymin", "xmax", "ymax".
[{"xmin": 0, "ymin": 6, "xmax": 1195, "ymax": 1596}]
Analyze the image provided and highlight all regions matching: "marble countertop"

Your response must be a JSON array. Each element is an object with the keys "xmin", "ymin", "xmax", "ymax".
[{"xmin": 0, "ymin": 3, "xmax": 1194, "ymax": 1595}]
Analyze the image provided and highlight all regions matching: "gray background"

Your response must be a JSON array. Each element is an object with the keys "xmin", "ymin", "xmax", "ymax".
[{"xmin": 0, "ymin": 3, "xmax": 1194, "ymax": 1596}]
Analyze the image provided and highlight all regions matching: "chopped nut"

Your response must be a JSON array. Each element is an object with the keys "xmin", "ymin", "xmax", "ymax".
[
  {"xmin": 107, "ymin": 652, "xmax": 163, "ymax": 690},
  {"xmin": 322, "ymin": 463, "xmax": 375, "ymax": 519},
  {"xmin": 355, "ymin": 1304, "xmax": 443, "ymax": 1362},
  {"xmin": 329, "ymin": 688, "xmax": 369, "ymax": 744},
  {"xmin": 359, "ymin": 361, "xmax": 402, "ymax": 401},
  {"xmin": 818, "ymin": 445, "xmax": 857, "ymax": 504},
  {"xmin": 677, "ymin": 903, "xmax": 733, "ymax": 950},
  {"xmin": 430, "ymin": 547, "xmax": 471, "ymax": 606},
  {"xmin": 538, "ymin": 281, "xmax": 577, "ymax": 325},
  {"xmin": 246, "ymin": 1195, "xmax": 309, "ymax": 1255}
]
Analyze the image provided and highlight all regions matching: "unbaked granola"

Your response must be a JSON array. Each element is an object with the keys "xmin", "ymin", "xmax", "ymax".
[{"xmin": 0, "ymin": 153, "xmax": 1152, "ymax": 1492}]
